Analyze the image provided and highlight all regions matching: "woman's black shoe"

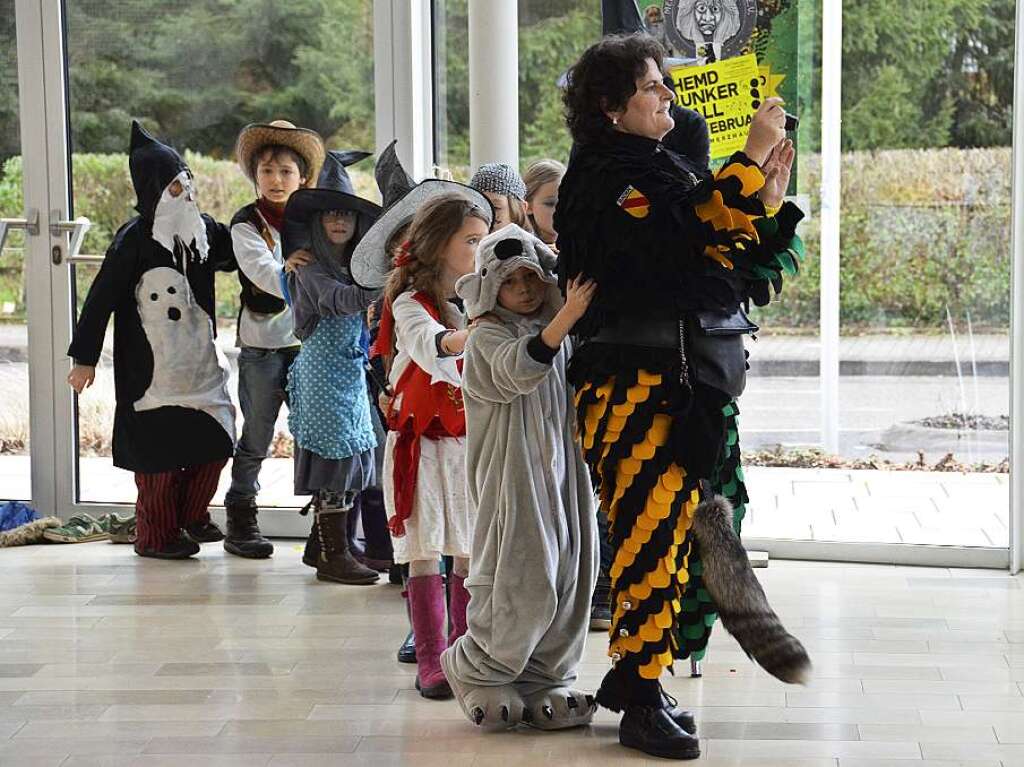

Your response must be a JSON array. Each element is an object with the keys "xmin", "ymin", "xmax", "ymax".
[
  {"xmin": 619, "ymin": 705, "xmax": 701, "ymax": 760},
  {"xmin": 662, "ymin": 689, "xmax": 697, "ymax": 734},
  {"xmin": 397, "ymin": 630, "xmax": 417, "ymax": 663}
]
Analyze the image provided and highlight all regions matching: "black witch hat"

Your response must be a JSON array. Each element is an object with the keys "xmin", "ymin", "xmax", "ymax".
[
  {"xmin": 282, "ymin": 149, "xmax": 382, "ymax": 258},
  {"xmin": 374, "ymin": 140, "xmax": 416, "ymax": 209},
  {"xmin": 128, "ymin": 120, "xmax": 187, "ymax": 220}
]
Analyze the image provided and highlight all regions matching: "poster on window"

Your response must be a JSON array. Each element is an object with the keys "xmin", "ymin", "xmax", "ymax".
[{"xmin": 640, "ymin": 0, "xmax": 808, "ymax": 190}]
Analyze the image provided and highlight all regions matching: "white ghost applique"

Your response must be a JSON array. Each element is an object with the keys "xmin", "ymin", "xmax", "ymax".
[{"xmin": 133, "ymin": 266, "xmax": 236, "ymax": 443}]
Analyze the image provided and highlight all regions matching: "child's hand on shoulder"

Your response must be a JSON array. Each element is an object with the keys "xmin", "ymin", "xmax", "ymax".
[
  {"xmin": 563, "ymin": 276, "xmax": 597, "ymax": 323},
  {"xmin": 284, "ymin": 249, "xmax": 313, "ymax": 274},
  {"xmin": 442, "ymin": 329, "xmax": 470, "ymax": 356},
  {"xmin": 67, "ymin": 364, "xmax": 95, "ymax": 394}
]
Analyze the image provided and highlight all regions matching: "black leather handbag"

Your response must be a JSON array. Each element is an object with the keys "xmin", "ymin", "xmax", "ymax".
[{"xmin": 687, "ymin": 306, "xmax": 758, "ymax": 399}]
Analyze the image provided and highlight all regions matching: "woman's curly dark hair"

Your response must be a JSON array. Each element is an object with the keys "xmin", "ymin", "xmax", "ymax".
[{"xmin": 563, "ymin": 34, "xmax": 666, "ymax": 145}]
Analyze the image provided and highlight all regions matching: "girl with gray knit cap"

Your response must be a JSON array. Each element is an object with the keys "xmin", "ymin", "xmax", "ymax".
[{"xmin": 470, "ymin": 163, "xmax": 530, "ymax": 231}]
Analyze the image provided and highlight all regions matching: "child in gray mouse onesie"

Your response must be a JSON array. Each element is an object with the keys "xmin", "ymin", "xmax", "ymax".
[{"xmin": 442, "ymin": 224, "xmax": 599, "ymax": 730}]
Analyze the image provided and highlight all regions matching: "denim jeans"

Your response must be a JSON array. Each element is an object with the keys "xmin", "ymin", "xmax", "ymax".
[{"xmin": 225, "ymin": 346, "xmax": 299, "ymax": 506}]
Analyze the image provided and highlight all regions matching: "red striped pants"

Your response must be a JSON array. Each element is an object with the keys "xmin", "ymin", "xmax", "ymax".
[{"xmin": 134, "ymin": 460, "xmax": 228, "ymax": 550}]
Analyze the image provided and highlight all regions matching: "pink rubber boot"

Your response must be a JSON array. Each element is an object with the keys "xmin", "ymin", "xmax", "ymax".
[
  {"xmin": 448, "ymin": 573, "xmax": 470, "ymax": 646},
  {"xmin": 407, "ymin": 574, "xmax": 452, "ymax": 699}
]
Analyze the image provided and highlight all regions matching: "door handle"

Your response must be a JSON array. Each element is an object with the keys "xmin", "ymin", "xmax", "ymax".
[
  {"xmin": 49, "ymin": 213, "xmax": 92, "ymax": 265},
  {"xmin": 0, "ymin": 209, "xmax": 41, "ymax": 253}
]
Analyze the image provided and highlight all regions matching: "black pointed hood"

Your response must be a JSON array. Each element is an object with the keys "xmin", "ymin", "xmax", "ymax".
[
  {"xmin": 317, "ymin": 149, "xmax": 372, "ymax": 195},
  {"xmin": 374, "ymin": 140, "xmax": 416, "ymax": 208},
  {"xmin": 602, "ymin": 0, "xmax": 644, "ymax": 36},
  {"xmin": 129, "ymin": 120, "xmax": 187, "ymax": 221}
]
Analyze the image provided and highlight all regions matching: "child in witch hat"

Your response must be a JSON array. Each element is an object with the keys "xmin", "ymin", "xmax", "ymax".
[{"xmin": 281, "ymin": 149, "xmax": 383, "ymax": 584}]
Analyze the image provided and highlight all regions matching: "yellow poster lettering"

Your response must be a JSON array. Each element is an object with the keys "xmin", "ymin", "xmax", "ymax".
[{"xmin": 669, "ymin": 53, "xmax": 761, "ymax": 160}]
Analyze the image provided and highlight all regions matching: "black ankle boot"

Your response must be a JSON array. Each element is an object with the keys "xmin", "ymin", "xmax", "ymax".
[
  {"xmin": 223, "ymin": 502, "xmax": 273, "ymax": 559},
  {"xmin": 619, "ymin": 705, "xmax": 700, "ymax": 760}
]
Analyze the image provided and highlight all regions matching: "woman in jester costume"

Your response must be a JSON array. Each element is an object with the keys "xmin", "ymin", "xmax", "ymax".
[{"xmin": 555, "ymin": 35, "xmax": 809, "ymax": 760}]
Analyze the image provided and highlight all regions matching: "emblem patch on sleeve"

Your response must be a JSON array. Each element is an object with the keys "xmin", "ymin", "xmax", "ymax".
[{"xmin": 616, "ymin": 185, "xmax": 651, "ymax": 219}]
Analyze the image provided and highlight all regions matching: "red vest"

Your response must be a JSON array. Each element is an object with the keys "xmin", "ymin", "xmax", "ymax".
[{"xmin": 372, "ymin": 292, "xmax": 465, "ymax": 535}]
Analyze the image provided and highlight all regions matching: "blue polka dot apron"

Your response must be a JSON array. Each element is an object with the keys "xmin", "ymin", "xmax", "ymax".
[{"xmin": 287, "ymin": 314, "xmax": 376, "ymax": 460}]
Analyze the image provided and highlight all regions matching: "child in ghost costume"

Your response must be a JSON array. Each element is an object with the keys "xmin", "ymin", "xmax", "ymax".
[
  {"xmin": 67, "ymin": 121, "xmax": 237, "ymax": 560},
  {"xmin": 441, "ymin": 225, "xmax": 600, "ymax": 730}
]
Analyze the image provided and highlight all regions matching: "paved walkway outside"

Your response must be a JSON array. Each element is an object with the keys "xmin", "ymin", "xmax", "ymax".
[
  {"xmin": 0, "ymin": 456, "xmax": 1007, "ymax": 548},
  {"xmin": 0, "ymin": 323, "xmax": 1011, "ymax": 370}
]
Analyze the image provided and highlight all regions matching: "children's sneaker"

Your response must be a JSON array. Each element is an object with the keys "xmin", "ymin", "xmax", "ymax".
[
  {"xmin": 42, "ymin": 513, "xmax": 110, "ymax": 544},
  {"xmin": 106, "ymin": 513, "xmax": 136, "ymax": 544}
]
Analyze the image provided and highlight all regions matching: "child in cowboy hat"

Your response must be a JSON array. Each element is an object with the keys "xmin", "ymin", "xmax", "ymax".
[
  {"xmin": 224, "ymin": 119, "xmax": 326, "ymax": 559},
  {"xmin": 281, "ymin": 149, "xmax": 384, "ymax": 585}
]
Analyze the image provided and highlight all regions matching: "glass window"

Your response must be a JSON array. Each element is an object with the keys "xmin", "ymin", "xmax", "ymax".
[{"xmin": 64, "ymin": 1, "xmax": 377, "ymax": 506}]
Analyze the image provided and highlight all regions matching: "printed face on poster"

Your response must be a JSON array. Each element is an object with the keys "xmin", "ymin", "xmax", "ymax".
[{"xmin": 642, "ymin": 0, "xmax": 805, "ymax": 189}]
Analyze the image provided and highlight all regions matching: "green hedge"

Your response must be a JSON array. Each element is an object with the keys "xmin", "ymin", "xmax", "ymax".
[
  {"xmin": 0, "ymin": 153, "xmax": 377, "ymax": 321},
  {"xmin": 0, "ymin": 147, "xmax": 1013, "ymax": 329},
  {"xmin": 757, "ymin": 146, "xmax": 1012, "ymax": 330}
]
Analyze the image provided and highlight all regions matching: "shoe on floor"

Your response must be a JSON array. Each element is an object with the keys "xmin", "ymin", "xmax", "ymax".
[
  {"xmin": 589, "ymin": 601, "xmax": 611, "ymax": 631},
  {"xmin": 314, "ymin": 505, "xmax": 378, "ymax": 585},
  {"xmin": 590, "ymin": 573, "xmax": 611, "ymax": 630},
  {"xmin": 397, "ymin": 630, "xmax": 417, "ymax": 664},
  {"xmin": 223, "ymin": 502, "xmax": 273, "ymax": 559},
  {"xmin": 105, "ymin": 513, "xmax": 136, "ymax": 544},
  {"xmin": 43, "ymin": 513, "xmax": 110, "ymax": 544},
  {"xmin": 619, "ymin": 705, "xmax": 701, "ymax": 760},
  {"xmin": 134, "ymin": 532, "xmax": 200, "ymax": 560},
  {"xmin": 184, "ymin": 519, "xmax": 224, "ymax": 544}
]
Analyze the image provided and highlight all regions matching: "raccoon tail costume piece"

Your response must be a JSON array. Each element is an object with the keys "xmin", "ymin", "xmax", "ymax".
[{"xmin": 691, "ymin": 494, "xmax": 812, "ymax": 685}]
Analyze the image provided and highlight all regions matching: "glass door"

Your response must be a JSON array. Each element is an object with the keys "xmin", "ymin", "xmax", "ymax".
[
  {"xmin": 33, "ymin": 1, "xmax": 378, "ymax": 535},
  {"xmin": 0, "ymin": 0, "xmax": 32, "ymax": 502}
]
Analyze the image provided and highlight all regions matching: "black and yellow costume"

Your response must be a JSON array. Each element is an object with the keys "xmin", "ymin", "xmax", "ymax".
[{"xmin": 555, "ymin": 124, "xmax": 802, "ymax": 707}]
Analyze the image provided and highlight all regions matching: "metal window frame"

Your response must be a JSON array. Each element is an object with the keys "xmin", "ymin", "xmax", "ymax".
[{"xmin": 9, "ymin": 0, "xmax": 1021, "ymax": 563}]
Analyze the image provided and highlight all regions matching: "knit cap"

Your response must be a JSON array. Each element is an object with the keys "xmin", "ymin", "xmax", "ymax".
[{"xmin": 470, "ymin": 163, "xmax": 528, "ymax": 201}]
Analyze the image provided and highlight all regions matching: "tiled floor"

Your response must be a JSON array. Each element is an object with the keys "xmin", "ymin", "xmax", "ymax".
[{"xmin": 0, "ymin": 543, "xmax": 1021, "ymax": 765}]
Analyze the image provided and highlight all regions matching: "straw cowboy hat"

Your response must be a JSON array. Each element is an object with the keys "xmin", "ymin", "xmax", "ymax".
[{"xmin": 235, "ymin": 119, "xmax": 326, "ymax": 188}]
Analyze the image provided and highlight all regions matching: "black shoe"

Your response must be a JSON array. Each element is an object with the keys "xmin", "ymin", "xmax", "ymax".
[
  {"xmin": 184, "ymin": 520, "xmax": 224, "ymax": 544},
  {"xmin": 662, "ymin": 689, "xmax": 697, "ymax": 735},
  {"xmin": 589, "ymin": 601, "xmax": 611, "ymax": 631},
  {"xmin": 135, "ymin": 532, "xmax": 200, "ymax": 560},
  {"xmin": 223, "ymin": 502, "xmax": 273, "ymax": 559},
  {"xmin": 619, "ymin": 705, "xmax": 701, "ymax": 760},
  {"xmin": 590, "ymin": 573, "xmax": 611, "ymax": 630},
  {"xmin": 397, "ymin": 630, "xmax": 417, "ymax": 664},
  {"xmin": 388, "ymin": 563, "xmax": 404, "ymax": 585}
]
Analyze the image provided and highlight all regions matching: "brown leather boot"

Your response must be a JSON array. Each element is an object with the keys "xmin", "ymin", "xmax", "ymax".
[{"xmin": 314, "ymin": 502, "xmax": 379, "ymax": 585}]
